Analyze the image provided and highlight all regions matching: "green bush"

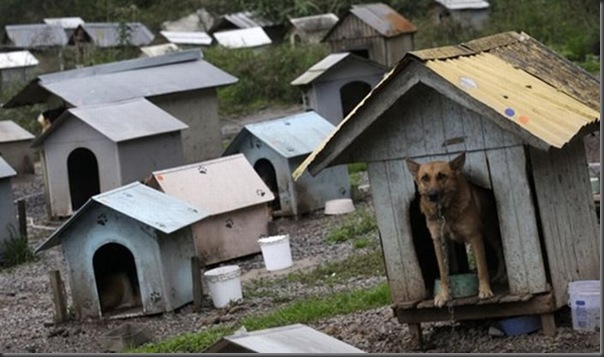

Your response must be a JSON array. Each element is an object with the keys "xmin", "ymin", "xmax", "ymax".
[{"xmin": 1, "ymin": 226, "xmax": 36, "ymax": 268}]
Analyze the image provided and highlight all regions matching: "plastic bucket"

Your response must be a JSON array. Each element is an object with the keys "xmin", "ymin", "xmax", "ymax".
[
  {"xmin": 258, "ymin": 235, "xmax": 293, "ymax": 271},
  {"xmin": 204, "ymin": 265, "xmax": 243, "ymax": 308},
  {"xmin": 568, "ymin": 280, "xmax": 601, "ymax": 332}
]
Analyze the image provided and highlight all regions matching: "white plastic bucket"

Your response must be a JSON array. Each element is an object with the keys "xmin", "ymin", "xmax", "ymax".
[
  {"xmin": 258, "ymin": 235, "xmax": 293, "ymax": 271},
  {"xmin": 204, "ymin": 265, "xmax": 243, "ymax": 308},
  {"xmin": 568, "ymin": 280, "xmax": 601, "ymax": 331}
]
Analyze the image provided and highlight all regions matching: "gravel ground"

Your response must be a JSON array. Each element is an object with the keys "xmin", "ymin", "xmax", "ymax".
[{"xmin": 0, "ymin": 165, "xmax": 600, "ymax": 354}]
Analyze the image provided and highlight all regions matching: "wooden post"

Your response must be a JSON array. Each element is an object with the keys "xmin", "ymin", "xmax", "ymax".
[
  {"xmin": 49, "ymin": 270, "xmax": 68, "ymax": 323},
  {"xmin": 540, "ymin": 313, "xmax": 556, "ymax": 336},
  {"xmin": 191, "ymin": 256, "xmax": 204, "ymax": 312},
  {"xmin": 17, "ymin": 199, "xmax": 27, "ymax": 239},
  {"xmin": 408, "ymin": 323, "xmax": 423, "ymax": 350}
]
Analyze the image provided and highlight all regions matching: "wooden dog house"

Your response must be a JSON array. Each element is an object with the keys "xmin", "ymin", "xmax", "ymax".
[
  {"xmin": 35, "ymin": 182, "xmax": 208, "ymax": 319},
  {"xmin": 295, "ymin": 31, "xmax": 600, "ymax": 346},
  {"xmin": 147, "ymin": 153, "xmax": 275, "ymax": 265}
]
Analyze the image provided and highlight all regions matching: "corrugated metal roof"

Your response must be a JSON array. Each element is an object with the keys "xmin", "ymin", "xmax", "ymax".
[
  {"xmin": 206, "ymin": 324, "xmax": 366, "ymax": 353},
  {"xmin": 213, "ymin": 27, "xmax": 272, "ymax": 49},
  {"xmin": 0, "ymin": 156, "xmax": 16, "ymax": 179},
  {"xmin": 35, "ymin": 182, "xmax": 208, "ymax": 252},
  {"xmin": 160, "ymin": 30, "xmax": 213, "ymax": 45},
  {"xmin": 0, "ymin": 50, "xmax": 38, "ymax": 69},
  {"xmin": 0, "ymin": 120, "xmax": 35, "ymax": 143},
  {"xmin": 4, "ymin": 24, "xmax": 68, "ymax": 48},
  {"xmin": 220, "ymin": 11, "xmax": 274, "ymax": 29},
  {"xmin": 289, "ymin": 13, "xmax": 339, "ymax": 32},
  {"xmin": 77, "ymin": 22, "xmax": 155, "ymax": 47},
  {"xmin": 291, "ymin": 52, "xmax": 386, "ymax": 86},
  {"xmin": 349, "ymin": 3, "xmax": 417, "ymax": 37},
  {"xmin": 226, "ymin": 111, "xmax": 335, "ymax": 159},
  {"xmin": 435, "ymin": 0, "xmax": 490, "ymax": 10},
  {"xmin": 43, "ymin": 17, "xmax": 85, "ymax": 29},
  {"xmin": 151, "ymin": 153, "xmax": 275, "ymax": 215},
  {"xmin": 32, "ymin": 98, "xmax": 187, "ymax": 147},
  {"xmin": 140, "ymin": 43, "xmax": 181, "ymax": 57}
]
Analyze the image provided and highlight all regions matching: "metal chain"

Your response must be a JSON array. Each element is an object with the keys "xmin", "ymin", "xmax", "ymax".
[{"xmin": 439, "ymin": 204, "xmax": 455, "ymax": 332}]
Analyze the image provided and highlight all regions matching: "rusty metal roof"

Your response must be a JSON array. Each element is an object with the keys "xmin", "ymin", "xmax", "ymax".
[
  {"xmin": 76, "ymin": 22, "xmax": 155, "ymax": 47},
  {"xmin": 224, "ymin": 111, "xmax": 335, "ymax": 159},
  {"xmin": 4, "ymin": 24, "xmax": 68, "ymax": 48},
  {"xmin": 35, "ymin": 182, "xmax": 208, "ymax": 252},
  {"xmin": 150, "ymin": 153, "xmax": 275, "ymax": 216},
  {"xmin": 0, "ymin": 156, "xmax": 16, "ymax": 179},
  {"xmin": 0, "ymin": 120, "xmax": 34, "ymax": 143},
  {"xmin": 294, "ymin": 31, "xmax": 600, "ymax": 179},
  {"xmin": 349, "ymin": 2, "xmax": 417, "ymax": 37},
  {"xmin": 0, "ymin": 50, "xmax": 38, "ymax": 69}
]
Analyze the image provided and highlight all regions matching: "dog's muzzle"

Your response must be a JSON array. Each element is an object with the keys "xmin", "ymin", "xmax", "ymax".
[{"xmin": 426, "ymin": 190, "xmax": 441, "ymax": 202}]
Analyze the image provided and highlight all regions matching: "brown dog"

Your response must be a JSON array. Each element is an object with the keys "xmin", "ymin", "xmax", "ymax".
[{"xmin": 406, "ymin": 152, "xmax": 506, "ymax": 307}]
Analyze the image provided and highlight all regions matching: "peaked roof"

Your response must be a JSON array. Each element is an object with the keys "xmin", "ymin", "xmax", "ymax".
[
  {"xmin": 289, "ymin": 13, "xmax": 339, "ymax": 32},
  {"xmin": 74, "ymin": 22, "xmax": 154, "ymax": 47},
  {"xmin": 324, "ymin": 2, "xmax": 416, "ymax": 41},
  {"xmin": 3, "ymin": 49, "xmax": 238, "ymax": 108},
  {"xmin": 435, "ymin": 0, "xmax": 490, "ymax": 10},
  {"xmin": 213, "ymin": 27, "xmax": 272, "ymax": 49},
  {"xmin": 0, "ymin": 50, "xmax": 39, "ymax": 69},
  {"xmin": 0, "ymin": 120, "xmax": 35, "ymax": 143},
  {"xmin": 160, "ymin": 30, "xmax": 213, "ymax": 45},
  {"xmin": 31, "ymin": 98, "xmax": 187, "ymax": 147},
  {"xmin": 294, "ymin": 31, "xmax": 600, "ymax": 178},
  {"xmin": 0, "ymin": 156, "xmax": 17, "ymax": 179},
  {"xmin": 43, "ymin": 17, "xmax": 85, "ymax": 29},
  {"xmin": 35, "ymin": 182, "xmax": 208, "ymax": 253},
  {"xmin": 224, "ymin": 111, "xmax": 335, "ymax": 159},
  {"xmin": 210, "ymin": 11, "xmax": 274, "ymax": 33},
  {"xmin": 291, "ymin": 52, "xmax": 387, "ymax": 86},
  {"xmin": 4, "ymin": 24, "xmax": 68, "ymax": 48},
  {"xmin": 150, "ymin": 153, "xmax": 275, "ymax": 215}
]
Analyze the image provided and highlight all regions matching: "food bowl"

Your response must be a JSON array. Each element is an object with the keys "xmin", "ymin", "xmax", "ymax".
[
  {"xmin": 498, "ymin": 315, "xmax": 542, "ymax": 336},
  {"xmin": 433, "ymin": 273, "xmax": 479, "ymax": 298},
  {"xmin": 324, "ymin": 198, "xmax": 355, "ymax": 215}
]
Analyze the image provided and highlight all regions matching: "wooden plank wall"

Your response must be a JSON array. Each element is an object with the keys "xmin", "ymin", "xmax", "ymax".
[{"xmin": 529, "ymin": 140, "xmax": 600, "ymax": 308}]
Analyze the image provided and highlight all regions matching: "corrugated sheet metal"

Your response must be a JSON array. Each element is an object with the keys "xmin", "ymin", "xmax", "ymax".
[
  {"xmin": 0, "ymin": 156, "xmax": 16, "ymax": 179},
  {"xmin": 289, "ymin": 13, "xmax": 338, "ymax": 32},
  {"xmin": 242, "ymin": 111, "xmax": 335, "ymax": 159},
  {"xmin": 435, "ymin": 0, "xmax": 490, "ymax": 10},
  {"xmin": 213, "ymin": 27, "xmax": 272, "ymax": 49},
  {"xmin": 35, "ymin": 182, "xmax": 208, "ymax": 252},
  {"xmin": 0, "ymin": 51, "xmax": 38, "ymax": 69},
  {"xmin": 160, "ymin": 30, "xmax": 212, "ymax": 45},
  {"xmin": 4, "ymin": 24, "xmax": 68, "ymax": 48},
  {"xmin": 43, "ymin": 17, "xmax": 85, "ymax": 29},
  {"xmin": 151, "ymin": 153, "xmax": 275, "ymax": 215},
  {"xmin": 291, "ymin": 53, "xmax": 349, "ymax": 85},
  {"xmin": 78, "ymin": 22, "xmax": 154, "ymax": 47},
  {"xmin": 349, "ymin": 3, "xmax": 417, "ymax": 37},
  {"xmin": 222, "ymin": 11, "xmax": 273, "ymax": 29},
  {"xmin": 0, "ymin": 120, "xmax": 35, "ymax": 142},
  {"xmin": 206, "ymin": 324, "xmax": 366, "ymax": 353},
  {"xmin": 140, "ymin": 43, "xmax": 181, "ymax": 57}
]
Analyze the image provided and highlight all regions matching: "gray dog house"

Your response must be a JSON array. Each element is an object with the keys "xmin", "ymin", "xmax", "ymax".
[
  {"xmin": 0, "ymin": 120, "xmax": 35, "ymax": 176},
  {"xmin": 322, "ymin": 3, "xmax": 416, "ymax": 68},
  {"xmin": 3, "ymin": 49, "xmax": 238, "ymax": 163},
  {"xmin": 224, "ymin": 111, "xmax": 351, "ymax": 217},
  {"xmin": 291, "ymin": 52, "xmax": 387, "ymax": 125},
  {"xmin": 0, "ymin": 51, "xmax": 39, "ymax": 91},
  {"xmin": 147, "ymin": 153, "xmax": 275, "ymax": 265},
  {"xmin": 35, "ymin": 182, "xmax": 208, "ymax": 319},
  {"xmin": 295, "ymin": 32, "xmax": 600, "ymax": 346},
  {"xmin": 0, "ymin": 157, "xmax": 17, "ymax": 262},
  {"xmin": 32, "ymin": 98, "xmax": 187, "ymax": 218}
]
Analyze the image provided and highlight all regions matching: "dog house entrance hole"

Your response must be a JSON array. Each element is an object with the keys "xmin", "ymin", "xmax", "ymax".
[
  {"xmin": 340, "ymin": 81, "xmax": 371, "ymax": 118},
  {"xmin": 68, "ymin": 148, "xmax": 100, "ymax": 211},
  {"xmin": 254, "ymin": 159, "xmax": 281, "ymax": 211},
  {"xmin": 93, "ymin": 243, "xmax": 142, "ymax": 315}
]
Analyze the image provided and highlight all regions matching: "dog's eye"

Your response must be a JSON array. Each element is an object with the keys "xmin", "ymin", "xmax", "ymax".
[
  {"xmin": 436, "ymin": 173, "xmax": 447, "ymax": 181},
  {"xmin": 420, "ymin": 174, "xmax": 430, "ymax": 183}
]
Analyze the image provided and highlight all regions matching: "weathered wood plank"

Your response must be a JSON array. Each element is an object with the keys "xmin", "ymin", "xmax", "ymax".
[
  {"xmin": 486, "ymin": 146, "xmax": 548, "ymax": 295},
  {"xmin": 49, "ymin": 270, "xmax": 68, "ymax": 323},
  {"xmin": 368, "ymin": 160, "xmax": 425, "ymax": 303},
  {"xmin": 440, "ymin": 93, "xmax": 469, "ymax": 154}
]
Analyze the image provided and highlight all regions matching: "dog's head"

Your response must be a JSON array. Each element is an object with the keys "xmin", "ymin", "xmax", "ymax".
[{"xmin": 405, "ymin": 152, "xmax": 466, "ymax": 206}]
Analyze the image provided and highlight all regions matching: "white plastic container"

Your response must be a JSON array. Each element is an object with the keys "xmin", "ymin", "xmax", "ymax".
[
  {"xmin": 568, "ymin": 280, "xmax": 600, "ymax": 331},
  {"xmin": 204, "ymin": 265, "xmax": 243, "ymax": 308},
  {"xmin": 324, "ymin": 198, "xmax": 355, "ymax": 215},
  {"xmin": 258, "ymin": 234, "xmax": 293, "ymax": 271}
]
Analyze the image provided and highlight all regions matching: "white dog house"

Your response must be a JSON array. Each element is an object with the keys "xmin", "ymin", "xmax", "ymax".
[
  {"xmin": 0, "ymin": 157, "xmax": 17, "ymax": 262},
  {"xmin": 223, "ymin": 111, "xmax": 351, "ymax": 217},
  {"xmin": 0, "ymin": 120, "xmax": 35, "ymax": 176},
  {"xmin": 147, "ymin": 153, "xmax": 275, "ymax": 265},
  {"xmin": 31, "ymin": 98, "xmax": 187, "ymax": 218},
  {"xmin": 35, "ymin": 182, "xmax": 208, "ymax": 319}
]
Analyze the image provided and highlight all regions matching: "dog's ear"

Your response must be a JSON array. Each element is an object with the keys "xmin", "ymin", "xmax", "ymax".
[
  {"xmin": 449, "ymin": 151, "xmax": 466, "ymax": 172},
  {"xmin": 405, "ymin": 158, "xmax": 420, "ymax": 178}
]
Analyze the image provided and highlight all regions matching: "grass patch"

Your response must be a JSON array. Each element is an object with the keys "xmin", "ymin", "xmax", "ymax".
[
  {"xmin": 129, "ymin": 283, "xmax": 390, "ymax": 353},
  {"xmin": 325, "ymin": 206, "xmax": 378, "ymax": 245},
  {"xmin": 1, "ymin": 226, "xmax": 36, "ymax": 268}
]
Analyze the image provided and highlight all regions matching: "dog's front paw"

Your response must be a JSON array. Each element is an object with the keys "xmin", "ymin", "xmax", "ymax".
[
  {"xmin": 434, "ymin": 291, "xmax": 451, "ymax": 307},
  {"xmin": 478, "ymin": 285, "xmax": 494, "ymax": 299}
]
